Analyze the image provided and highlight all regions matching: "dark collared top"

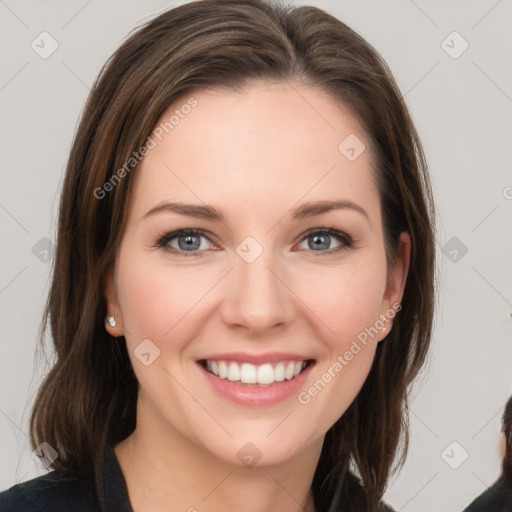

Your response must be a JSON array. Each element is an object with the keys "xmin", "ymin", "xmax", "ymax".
[
  {"xmin": 462, "ymin": 462, "xmax": 512, "ymax": 512},
  {"xmin": 0, "ymin": 444, "xmax": 133, "ymax": 512},
  {"xmin": 0, "ymin": 445, "xmax": 397, "ymax": 511}
]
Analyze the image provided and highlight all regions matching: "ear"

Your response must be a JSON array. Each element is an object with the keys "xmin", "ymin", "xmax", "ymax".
[
  {"xmin": 103, "ymin": 266, "xmax": 124, "ymax": 337},
  {"xmin": 377, "ymin": 231, "xmax": 411, "ymax": 342}
]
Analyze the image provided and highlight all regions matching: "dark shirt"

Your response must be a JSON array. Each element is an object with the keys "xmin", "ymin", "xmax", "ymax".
[
  {"xmin": 0, "ymin": 444, "xmax": 133, "ymax": 512},
  {"xmin": 462, "ymin": 462, "xmax": 512, "ymax": 512},
  {"xmin": 0, "ymin": 444, "xmax": 396, "ymax": 511}
]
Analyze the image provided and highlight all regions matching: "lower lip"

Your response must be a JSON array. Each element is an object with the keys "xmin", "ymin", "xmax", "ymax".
[{"xmin": 197, "ymin": 362, "xmax": 314, "ymax": 407}]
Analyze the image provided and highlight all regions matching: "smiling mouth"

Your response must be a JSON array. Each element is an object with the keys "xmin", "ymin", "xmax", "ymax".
[{"xmin": 198, "ymin": 359, "xmax": 315, "ymax": 387}]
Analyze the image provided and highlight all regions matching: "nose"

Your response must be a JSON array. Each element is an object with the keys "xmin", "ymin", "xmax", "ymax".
[{"xmin": 219, "ymin": 247, "xmax": 295, "ymax": 336}]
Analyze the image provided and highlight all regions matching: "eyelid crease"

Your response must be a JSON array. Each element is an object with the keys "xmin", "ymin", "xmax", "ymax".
[{"xmin": 155, "ymin": 227, "xmax": 354, "ymax": 256}]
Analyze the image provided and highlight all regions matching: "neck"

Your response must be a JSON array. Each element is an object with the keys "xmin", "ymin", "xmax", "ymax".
[{"xmin": 114, "ymin": 399, "xmax": 321, "ymax": 512}]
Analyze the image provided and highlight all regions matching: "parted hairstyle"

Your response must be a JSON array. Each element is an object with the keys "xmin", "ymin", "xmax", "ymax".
[{"xmin": 29, "ymin": 0, "xmax": 437, "ymax": 510}]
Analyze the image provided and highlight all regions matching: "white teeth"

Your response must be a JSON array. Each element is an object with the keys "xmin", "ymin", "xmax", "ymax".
[
  {"xmin": 240, "ymin": 363, "xmax": 257, "ymax": 384},
  {"xmin": 227, "ymin": 362, "xmax": 240, "ymax": 381},
  {"xmin": 204, "ymin": 359, "xmax": 308, "ymax": 384},
  {"xmin": 285, "ymin": 362, "xmax": 295, "ymax": 380},
  {"xmin": 218, "ymin": 361, "xmax": 228, "ymax": 379},
  {"xmin": 257, "ymin": 363, "xmax": 274, "ymax": 385},
  {"xmin": 274, "ymin": 362, "xmax": 285, "ymax": 382}
]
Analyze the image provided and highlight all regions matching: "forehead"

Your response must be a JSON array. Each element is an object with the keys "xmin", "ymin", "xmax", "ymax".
[{"xmin": 127, "ymin": 81, "xmax": 379, "ymax": 223}]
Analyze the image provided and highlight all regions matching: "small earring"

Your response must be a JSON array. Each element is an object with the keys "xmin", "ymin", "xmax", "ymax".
[{"xmin": 105, "ymin": 315, "xmax": 117, "ymax": 327}]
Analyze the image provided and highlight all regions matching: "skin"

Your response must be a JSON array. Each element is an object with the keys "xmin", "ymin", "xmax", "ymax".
[{"xmin": 104, "ymin": 80, "xmax": 410, "ymax": 512}]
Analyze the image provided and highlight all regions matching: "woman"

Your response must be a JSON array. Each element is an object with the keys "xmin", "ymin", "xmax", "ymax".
[
  {"xmin": 0, "ymin": 0, "xmax": 436, "ymax": 510},
  {"xmin": 462, "ymin": 395, "xmax": 512, "ymax": 511}
]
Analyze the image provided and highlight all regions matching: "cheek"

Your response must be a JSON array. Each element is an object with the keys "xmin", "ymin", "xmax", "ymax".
[
  {"xmin": 116, "ymin": 249, "xmax": 213, "ymax": 347},
  {"xmin": 293, "ymin": 256, "xmax": 387, "ymax": 344},
  {"xmin": 115, "ymin": 253, "xmax": 216, "ymax": 400},
  {"xmin": 314, "ymin": 261, "xmax": 387, "ymax": 416},
  {"xmin": 294, "ymin": 263, "xmax": 385, "ymax": 433}
]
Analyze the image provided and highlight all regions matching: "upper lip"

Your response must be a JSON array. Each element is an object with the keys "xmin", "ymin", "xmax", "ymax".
[{"xmin": 198, "ymin": 352, "xmax": 314, "ymax": 365}]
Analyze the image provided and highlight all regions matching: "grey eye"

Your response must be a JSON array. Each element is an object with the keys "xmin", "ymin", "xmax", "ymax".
[
  {"xmin": 307, "ymin": 233, "xmax": 332, "ymax": 251},
  {"xmin": 179, "ymin": 234, "xmax": 201, "ymax": 251}
]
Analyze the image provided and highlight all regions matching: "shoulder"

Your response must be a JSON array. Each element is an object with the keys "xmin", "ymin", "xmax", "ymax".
[
  {"xmin": 462, "ymin": 464, "xmax": 512, "ymax": 512},
  {"xmin": 0, "ymin": 469, "xmax": 99, "ymax": 512}
]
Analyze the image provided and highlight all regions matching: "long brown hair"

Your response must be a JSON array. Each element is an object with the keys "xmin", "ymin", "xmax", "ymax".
[{"xmin": 29, "ymin": 0, "xmax": 436, "ymax": 510}]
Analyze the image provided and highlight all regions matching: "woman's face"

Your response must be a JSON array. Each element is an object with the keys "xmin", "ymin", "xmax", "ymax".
[{"xmin": 105, "ymin": 80, "xmax": 410, "ymax": 467}]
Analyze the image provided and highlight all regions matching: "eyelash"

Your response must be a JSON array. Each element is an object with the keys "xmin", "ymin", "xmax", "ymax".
[{"xmin": 155, "ymin": 228, "xmax": 354, "ymax": 257}]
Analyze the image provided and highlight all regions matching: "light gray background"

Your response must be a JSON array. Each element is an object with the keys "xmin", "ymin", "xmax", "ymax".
[{"xmin": 1, "ymin": 1, "xmax": 511, "ymax": 510}]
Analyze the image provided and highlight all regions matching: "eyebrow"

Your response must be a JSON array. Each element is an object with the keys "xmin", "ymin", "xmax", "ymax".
[{"xmin": 142, "ymin": 200, "xmax": 369, "ymax": 223}]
